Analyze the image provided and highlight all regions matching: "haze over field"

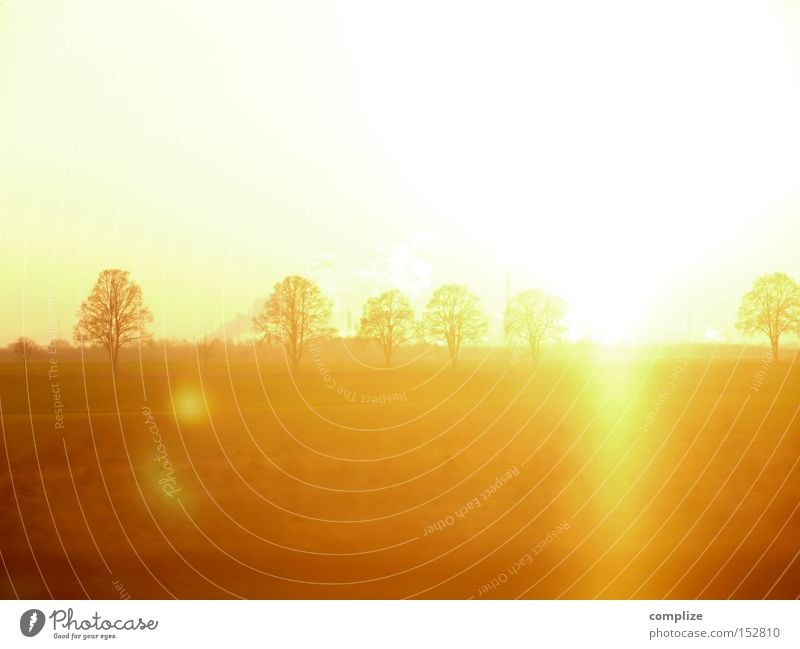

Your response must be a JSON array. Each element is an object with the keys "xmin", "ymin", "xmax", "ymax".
[
  {"xmin": 2, "ymin": 1, "xmax": 800, "ymax": 604},
  {"xmin": 2, "ymin": 0, "xmax": 800, "ymax": 345}
]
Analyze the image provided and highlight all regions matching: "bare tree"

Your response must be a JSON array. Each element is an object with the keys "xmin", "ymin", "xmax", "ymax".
[
  {"xmin": 10, "ymin": 336, "xmax": 41, "ymax": 361},
  {"xmin": 74, "ymin": 269, "xmax": 153, "ymax": 372},
  {"xmin": 504, "ymin": 289, "xmax": 566, "ymax": 361},
  {"xmin": 736, "ymin": 272, "xmax": 800, "ymax": 363},
  {"xmin": 423, "ymin": 284, "xmax": 488, "ymax": 369},
  {"xmin": 358, "ymin": 289, "xmax": 416, "ymax": 367},
  {"xmin": 252, "ymin": 275, "xmax": 333, "ymax": 370}
]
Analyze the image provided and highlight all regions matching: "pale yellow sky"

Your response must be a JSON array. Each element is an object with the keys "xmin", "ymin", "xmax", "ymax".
[{"xmin": 2, "ymin": 0, "xmax": 800, "ymax": 345}]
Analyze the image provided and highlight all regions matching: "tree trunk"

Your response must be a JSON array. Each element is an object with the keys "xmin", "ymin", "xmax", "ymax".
[
  {"xmin": 529, "ymin": 338, "xmax": 540, "ymax": 364},
  {"xmin": 447, "ymin": 338, "xmax": 459, "ymax": 370},
  {"xmin": 289, "ymin": 341, "xmax": 302, "ymax": 372},
  {"xmin": 771, "ymin": 337, "xmax": 779, "ymax": 364}
]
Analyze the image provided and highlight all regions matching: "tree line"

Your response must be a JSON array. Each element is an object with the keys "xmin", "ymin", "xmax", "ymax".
[
  {"xmin": 251, "ymin": 275, "xmax": 565, "ymax": 370},
  {"xmin": 7, "ymin": 269, "xmax": 800, "ymax": 370}
]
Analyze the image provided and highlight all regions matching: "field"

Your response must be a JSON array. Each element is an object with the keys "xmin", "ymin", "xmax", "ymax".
[{"xmin": 1, "ymin": 343, "xmax": 799, "ymax": 599}]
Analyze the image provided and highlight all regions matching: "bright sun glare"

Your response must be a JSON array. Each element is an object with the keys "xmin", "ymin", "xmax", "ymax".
[
  {"xmin": 2, "ymin": 0, "xmax": 800, "ymax": 344},
  {"xmin": 343, "ymin": 0, "xmax": 800, "ymax": 342}
]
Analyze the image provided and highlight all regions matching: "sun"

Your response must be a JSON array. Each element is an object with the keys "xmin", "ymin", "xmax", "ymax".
[{"xmin": 351, "ymin": 0, "xmax": 799, "ymax": 344}]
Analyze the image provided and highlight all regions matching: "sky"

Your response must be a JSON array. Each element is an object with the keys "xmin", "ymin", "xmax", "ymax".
[{"xmin": 2, "ymin": 0, "xmax": 800, "ymax": 346}]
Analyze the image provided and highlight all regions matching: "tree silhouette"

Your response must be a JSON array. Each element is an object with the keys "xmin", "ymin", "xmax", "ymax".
[
  {"xmin": 736, "ymin": 272, "xmax": 800, "ymax": 363},
  {"xmin": 504, "ymin": 289, "xmax": 566, "ymax": 361},
  {"xmin": 74, "ymin": 269, "xmax": 153, "ymax": 372},
  {"xmin": 252, "ymin": 275, "xmax": 333, "ymax": 370},
  {"xmin": 10, "ymin": 336, "xmax": 41, "ymax": 361},
  {"xmin": 358, "ymin": 289, "xmax": 416, "ymax": 367},
  {"xmin": 423, "ymin": 284, "xmax": 488, "ymax": 369}
]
